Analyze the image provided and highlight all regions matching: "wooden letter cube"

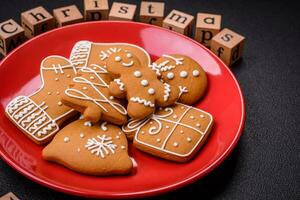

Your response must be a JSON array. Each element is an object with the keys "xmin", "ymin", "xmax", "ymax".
[
  {"xmin": 211, "ymin": 28, "xmax": 245, "ymax": 66},
  {"xmin": 140, "ymin": 1, "xmax": 165, "ymax": 26},
  {"xmin": 109, "ymin": 2, "xmax": 137, "ymax": 21},
  {"xmin": 0, "ymin": 192, "xmax": 20, "ymax": 200},
  {"xmin": 84, "ymin": 0, "xmax": 109, "ymax": 21},
  {"xmin": 0, "ymin": 19, "xmax": 26, "ymax": 56},
  {"xmin": 21, "ymin": 6, "xmax": 55, "ymax": 39},
  {"xmin": 195, "ymin": 13, "xmax": 221, "ymax": 48},
  {"xmin": 53, "ymin": 5, "xmax": 83, "ymax": 27},
  {"xmin": 163, "ymin": 9, "xmax": 194, "ymax": 36}
]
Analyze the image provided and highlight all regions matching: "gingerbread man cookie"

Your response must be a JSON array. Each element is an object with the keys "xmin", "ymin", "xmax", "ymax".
[
  {"xmin": 122, "ymin": 103, "xmax": 213, "ymax": 162},
  {"xmin": 151, "ymin": 55, "xmax": 207, "ymax": 105},
  {"xmin": 5, "ymin": 56, "xmax": 78, "ymax": 144},
  {"xmin": 43, "ymin": 118, "xmax": 133, "ymax": 175},
  {"xmin": 105, "ymin": 49, "xmax": 180, "ymax": 119}
]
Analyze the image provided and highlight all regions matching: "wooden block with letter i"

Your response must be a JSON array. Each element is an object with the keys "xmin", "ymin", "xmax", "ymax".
[
  {"xmin": 163, "ymin": 9, "xmax": 194, "ymax": 36},
  {"xmin": 53, "ymin": 5, "xmax": 83, "ymax": 27},
  {"xmin": 195, "ymin": 13, "xmax": 221, "ymax": 48},
  {"xmin": 140, "ymin": 1, "xmax": 165, "ymax": 26},
  {"xmin": 84, "ymin": 0, "xmax": 109, "ymax": 21},
  {"xmin": 109, "ymin": 2, "xmax": 137, "ymax": 21},
  {"xmin": 0, "ymin": 19, "xmax": 26, "ymax": 56},
  {"xmin": 211, "ymin": 28, "xmax": 245, "ymax": 66},
  {"xmin": 21, "ymin": 6, "xmax": 55, "ymax": 38}
]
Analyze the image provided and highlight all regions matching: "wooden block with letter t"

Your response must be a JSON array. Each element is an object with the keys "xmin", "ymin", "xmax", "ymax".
[
  {"xmin": 163, "ymin": 9, "xmax": 194, "ymax": 36},
  {"xmin": 84, "ymin": 0, "xmax": 109, "ymax": 21},
  {"xmin": 195, "ymin": 13, "xmax": 221, "ymax": 48},
  {"xmin": 53, "ymin": 5, "xmax": 83, "ymax": 27},
  {"xmin": 0, "ymin": 19, "xmax": 26, "ymax": 56},
  {"xmin": 211, "ymin": 28, "xmax": 245, "ymax": 66},
  {"xmin": 140, "ymin": 1, "xmax": 165, "ymax": 26},
  {"xmin": 21, "ymin": 6, "xmax": 55, "ymax": 38},
  {"xmin": 109, "ymin": 2, "xmax": 137, "ymax": 21}
]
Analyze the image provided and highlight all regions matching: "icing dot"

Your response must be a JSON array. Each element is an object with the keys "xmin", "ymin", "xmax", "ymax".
[
  {"xmin": 187, "ymin": 137, "xmax": 192, "ymax": 142},
  {"xmin": 126, "ymin": 53, "xmax": 133, "ymax": 58},
  {"xmin": 67, "ymin": 74, "xmax": 71, "ymax": 78},
  {"xmin": 115, "ymin": 56, "xmax": 122, "ymax": 62},
  {"xmin": 148, "ymin": 88, "xmax": 155, "ymax": 95},
  {"xmin": 181, "ymin": 106, "xmax": 185, "ymax": 109},
  {"xmin": 109, "ymin": 96, "xmax": 114, "ymax": 100},
  {"xmin": 84, "ymin": 121, "xmax": 92, "ymax": 127},
  {"xmin": 141, "ymin": 131, "xmax": 145, "ymax": 134},
  {"xmin": 93, "ymin": 67, "xmax": 97, "ymax": 70},
  {"xmin": 121, "ymin": 145, "xmax": 126, "ymax": 150},
  {"xmin": 79, "ymin": 115, "xmax": 84, "ymax": 119},
  {"xmin": 118, "ymin": 132, "xmax": 122, "ymax": 135},
  {"xmin": 167, "ymin": 72, "xmax": 174, "ymax": 80},
  {"xmin": 77, "ymin": 148, "xmax": 81, "ymax": 152},
  {"xmin": 141, "ymin": 79, "xmax": 149, "ymax": 86},
  {"xmin": 133, "ymin": 70, "xmax": 142, "ymax": 77},
  {"xmin": 166, "ymin": 125, "xmax": 170, "ymax": 129},
  {"xmin": 180, "ymin": 130, "xmax": 184, "ymax": 134},
  {"xmin": 90, "ymin": 76, "xmax": 95, "ymax": 80},
  {"xmin": 180, "ymin": 71, "xmax": 188, "ymax": 78},
  {"xmin": 116, "ymin": 135, "xmax": 120, "ymax": 139},
  {"xmin": 192, "ymin": 70, "xmax": 200, "ymax": 77},
  {"xmin": 173, "ymin": 115, "xmax": 177, "ymax": 119},
  {"xmin": 83, "ymin": 86, "xmax": 88, "ymax": 90},
  {"xmin": 159, "ymin": 107, "xmax": 163, "ymax": 110},
  {"xmin": 200, "ymin": 114, "xmax": 205, "ymax": 118},
  {"xmin": 80, "ymin": 133, "xmax": 85, "ymax": 138},
  {"xmin": 58, "ymin": 101, "xmax": 63, "ymax": 106},
  {"xmin": 173, "ymin": 142, "xmax": 179, "ymax": 147},
  {"xmin": 55, "ymin": 78, "xmax": 59, "ymax": 81},
  {"xmin": 64, "ymin": 137, "xmax": 70, "ymax": 143},
  {"xmin": 190, "ymin": 116, "xmax": 194, "ymax": 119},
  {"xmin": 47, "ymin": 92, "xmax": 51, "ymax": 95},
  {"xmin": 150, "ymin": 121, "xmax": 153, "ymax": 125},
  {"xmin": 56, "ymin": 91, "xmax": 60, "ymax": 95},
  {"xmin": 196, "ymin": 123, "xmax": 201, "ymax": 127},
  {"xmin": 156, "ymin": 138, "xmax": 161, "ymax": 143}
]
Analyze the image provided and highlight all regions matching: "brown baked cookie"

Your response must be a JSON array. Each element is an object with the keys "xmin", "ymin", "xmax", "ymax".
[
  {"xmin": 42, "ymin": 118, "xmax": 133, "ymax": 176},
  {"xmin": 5, "ymin": 56, "xmax": 78, "ymax": 145},
  {"xmin": 105, "ymin": 49, "xmax": 180, "ymax": 119},
  {"xmin": 122, "ymin": 103, "xmax": 213, "ymax": 162},
  {"xmin": 151, "ymin": 54, "xmax": 207, "ymax": 105}
]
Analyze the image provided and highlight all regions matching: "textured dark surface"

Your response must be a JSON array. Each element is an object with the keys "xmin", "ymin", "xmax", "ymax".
[{"xmin": 0, "ymin": 0, "xmax": 300, "ymax": 199}]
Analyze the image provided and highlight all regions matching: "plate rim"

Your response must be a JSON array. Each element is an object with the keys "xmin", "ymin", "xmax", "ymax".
[{"xmin": 0, "ymin": 21, "xmax": 245, "ymax": 199}]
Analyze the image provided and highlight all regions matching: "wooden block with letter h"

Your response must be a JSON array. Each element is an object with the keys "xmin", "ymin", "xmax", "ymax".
[
  {"xmin": 140, "ymin": 1, "xmax": 165, "ymax": 26},
  {"xmin": 109, "ymin": 2, "xmax": 137, "ymax": 21},
  {"xmin": 211, "ymin": 28, "xmax": 245, "ymax": 66},
  {"xmin": 163, "ymin": 9, "xmax": 194, "ymax": 36},
  {"xmin": 0, "ymin": 19, "xmax": 26, "ymax": 56},
  {"xmin": 195, "ymin": 13, "xmax": 221, "ymax": 48},
  {"xmin": 53, "ymin": 5, "xmax": 83, "ymax": 27},
  {"xmin": 21, "ymin": 6, "xmax": 55, "ymax": 38},
  {"xmin": 84, "ymin": 0, "xmax": 109, "ymax": 21}
]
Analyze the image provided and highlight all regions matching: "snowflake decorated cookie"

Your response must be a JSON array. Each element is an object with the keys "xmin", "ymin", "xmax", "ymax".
[
  {"xmin": 151, "ymin": 55, "xmax": 208, "ymax": 105},
  {"xmin": 122, "ymin": 103, "xmax": 213, "ymax": 162},
  {"xmin": 42, "ymin": 118, "xmax": 133, "ymax": 175},
  {"xmin": 5, "ymin": 56, "xmax": 78, "ymax": 145},
  {"xmin": 105, "ymin": 49, "xmax": 180, "ymax": 119}
]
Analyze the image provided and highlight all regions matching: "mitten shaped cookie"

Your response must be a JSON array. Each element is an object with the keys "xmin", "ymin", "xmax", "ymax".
[
  {"xmin": 122, "ymin": 103, "xmax": 213, "ymax": 162},
  {"xmin": 5, "ymin": 56, "xmax": 78, "ymax": 144},
  {"xmin": 151, "ymin": 55, "xmax": 207, "ymax": 105},
  {"xmin": 43, "ymin": 118, "xmax": 133, "ymax": 176},
  {"xmin": 105, "ymin": 50, "xmax": 180, "ymax": 119}
]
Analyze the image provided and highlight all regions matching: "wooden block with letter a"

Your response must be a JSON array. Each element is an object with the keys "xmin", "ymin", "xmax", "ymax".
[
  {"xmin": 163, "ymin": 9, "xmax": 194, "ymax": 36},
  {"xmin": 0, "ymin": 19, "xmax": 26, "ymax": 56},
  {"xmin": 21, "ymin": 6, "xmax": 55, "ymax": 38},
  {"xmin": 84, "ymin": 0, "xmax": 109, "ymax": 21},
  {"xmin": 140, "ymin": 1, "xmax": 165, "ymax": 26},
  {"xmin": 0, "ymin": 192, "xmax": 20, "ymax": 200},
  {"xmin": 109, "ymin": 2, "xmax": 137, "ymax": 21},
  {"xmin": 211, "ymin": 28, "xmax": 245, "ymax": 66},
  {"xmin": 53, "ymin": 5, "xmax": 83, "ymax": 27},
  {"xmin": 195, "ymin": 13, "xmax": 221, "ymax": 48}
]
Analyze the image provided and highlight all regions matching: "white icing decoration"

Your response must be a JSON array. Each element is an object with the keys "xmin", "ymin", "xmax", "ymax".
[
  {"xmin": 187, "ymin": 137, "xmax": 192, "ymax": 142},
  {"xmin": 116, "ymin": 135, "xmax": 120, "ymax": 139},
  {"xmin": 109, "ymin": 96, "xmax": 114, "ymax": 100},
  {"xmin": 180, "ymin": 130, "xmax": 184, "ymax": 134},
  {"xmin": 121, "ymin": 145, "xmax": 126, "ymax": 150},
  {"xmin": 79, "ymin": 115, "xmax": 84, "ymax": 119},
  {"xmin": 148, "ymin": 88, "xmax": 155, "ymax": 95},
  {"xmin": 77, "ymin": 148, "xmax": 81, "ymax": 152},
  {"xmin": 157, "ymin": 138, "xmax": 161, "ymax": 143},
  {"xmin": 122, "ymin": 60, "xmax": 134, "ymax": 67},
  {"xmin": 163, "ymin": 83, "xmax": 171, "ymax": 101},
  {"xmin": 83, "ymin": 86, "xmax": 88, "ymax": 90},
  {"xmin": 173, "ymin": 115, "xmax": 177, "ymax": 119},
  {"xmin": 130, "ymin": 97, "xmax": 155, "ymax": 107},
  {"xmin": 162, "ymin": 55, "xmax": 184, "ymax": 65},
  {"xmin": 126, "ymin": 53, "xmax": 132, "ymax": 58},
  {"xmin": 84, "ymin": 121, "xmax": 92, "ymax": 127},
  {"xmin": 166, "ymin": 125, "xmax": 170, "ymax": 129},
  {"xmin": 85, "ymin": 135, "xmax": 117, "ymax": 158},
  {"xmin": 179, "ymin": 86, "xmax": 188, "ymax": 97},
  {"xmin": 192, "ymin": 70, "xmax": 200, "ymax": 77},
  {"xmin": 90, "ymin": 76, "xmax": 95, "ymax": 80},
  {"xmin": 55, "ymin": 78, "xmax": 59, "ymax": 81},
  {"xmin": 118, "ymin": 132, "xmax": 122, "ymax": 135},
  {"xmin": 99, "ymin": 47, "xmax": 121, "ymax": 61},
  {"xmin": 180, "ymin": 71, "xmax": 188, "ymax": 78},
  {"xmin": 100, "ymin": 122, "xmax": 108, "ymax": 131},
  {"xmin": 140, "ymin": 79, "xmax": 149, "ymax": 86},
  {"xmin": 80, "ymin": 133, "xmax": 85, "ymax": 138},
  {"xmin": 58, "ymin": 101, "xmax": 62, "ymax": 106},
  {"xmin": 67, "ymin": 74, "xmax": 71, "ymax": 78},
  {"xmin": 133, "ymin": 70, "xmax": 142, "ymax": 78},
  {"xmin": 115, "ymin": 56, "xmax": 122, "ymax": 62},
  {"xmin": 114, "ymin": 78, "xmax": 125, "ymax": 91},
  {"xmin": 69, "ymin": 41, "xmax": 91, "ymax": 67},
  {"xmin": 173, "ymin": 142, "xmax": 179, "ymax": 147},
  {"xmin": 56, "ymin": 91, "xmax": 60, "ymax": 95},
  {"xmin": 196, "ymin": 123, "xmax": 201, "ymax": 127},
  {"xmin": 47, "ymin": 92, "xmax": 51, "ymax": 95},
  {"xmin": 64, "ymin": 137, "xmax": 70, "ymax": 143},
  {"xmin": 200, "ymin": 114, "xmax": 205, "ymax": 118},
  {"xmin": 190, "ymin": 116, "xmax": 194, "ymax": 119},
  {"xmin": 166, "ymin": 72, "xmax": 174, "ymax": 80}
]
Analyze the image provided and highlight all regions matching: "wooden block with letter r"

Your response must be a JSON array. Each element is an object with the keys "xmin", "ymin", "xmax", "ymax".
[
  {"xmin": 211, "ymin": 28, "xmax": 245, "ymax": 66},
  {"xmin": 140, "ymin": 1, "xmax": 165, "ymax": 26},
  {"xmin": 0, "ymin": 19, "xmax": 26, "ymax": 56},
  {"xmin": 109, "ymin": 2, "xmax": 137, "ymax": 21},
  {"xmin": 195, "ymin": 13, "xmax": 221, "ymax": 48},
  {"xmin": 21, "ymin": 6, "xmax": 55, "ymax": 38},
  {"xmin": 53, "ymin": 5, "xmax": 83, "ymax": 27},
  {"xmin": 84, "ymin": 0, "xmax": 109, "ymax": 21},
  {"xmin": 163, "ymin": 9, "xmax": 194, "ymax": 36},
  {"xmin": 0, "ymin": 192, "xmax": 20, "ymax": 200}
]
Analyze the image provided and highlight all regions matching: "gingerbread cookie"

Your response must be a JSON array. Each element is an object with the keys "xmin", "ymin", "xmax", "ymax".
[
  {"xmin": 5, "ymin": 56, "xmax": 78, "ymax": 144},
  {"xmin": 151, "ymin": 55, "xmax": 207, "ymax": 105},
  {"xmin": 122, "ymin": 103, "xmax": 213, "ymax": 162},
  {"xmin": 43, "ymin": 118, "xmax": 133, "ymax": 175},
  {"xmin": 106, "ymin": 49, "xmax": 180, "ymax": 119}
]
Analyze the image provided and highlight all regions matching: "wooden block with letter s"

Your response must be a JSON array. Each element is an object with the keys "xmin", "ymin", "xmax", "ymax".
[
  {"xmin": 140, "ymin": 1, "xmax": 165, "ymax": 26},
  {"xmin": 84, "ymin": 0, "xmax": 109, "ymax": 21},
  {"xmin": 53, "ymin": 5, "xmax": 83, "ymax": 27},
  {"xmin": 109, "ymin": 2, "xmax": 137, "ymax": 21}
]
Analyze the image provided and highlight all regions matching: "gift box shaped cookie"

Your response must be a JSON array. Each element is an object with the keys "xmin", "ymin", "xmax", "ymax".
[{"xmin": 122, "ymin": 103, "xmax": 213, "ymax": 162}]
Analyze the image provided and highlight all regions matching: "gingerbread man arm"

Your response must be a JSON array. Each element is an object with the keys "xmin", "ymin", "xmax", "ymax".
[
  {"xmin": 155, "ymin": 83, "xmax": 180, "ymax": 107},
  {"xmin": 109, "ymin": 79, "xmax": 126, "ymax": 99}
]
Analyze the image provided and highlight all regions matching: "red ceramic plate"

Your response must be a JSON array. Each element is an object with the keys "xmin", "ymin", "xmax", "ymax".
[{"xmin": 0, "ymin": 21, "xmax": 245, "ymax": 199}]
